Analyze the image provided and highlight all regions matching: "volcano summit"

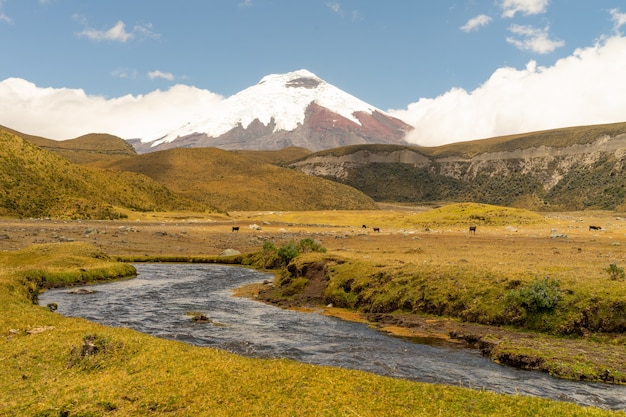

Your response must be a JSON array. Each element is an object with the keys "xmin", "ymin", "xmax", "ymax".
[{"xmin": 131, "ymin": 70, "xmax": 413, "ymax": 153}]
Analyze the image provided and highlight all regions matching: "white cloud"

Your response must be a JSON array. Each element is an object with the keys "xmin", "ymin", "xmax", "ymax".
[
  {"xmin": 506, "ymin": 24, "xmax": 564, "ymax": 54},
  {"xmin": 0, "ymin": 0, "xmax": 12, "ymax": 24},
  {"xmin": 76, "ymin": 19, "xmax": 158, "ymax": 43},
  {"xmin": 500, "ymin": 0, "xmax": 549, "ymax": 18},
  {"xmin": 77, "ymin": 20, "xmax": 133, "ymax": 42},
  {"xmin": 148, "ymin": 70, "xmax": 175, "ymax": 81},
  {"xmin": 111, "ymin": 68, "xmax": 137, "ymax": 79},
  {"xmin": 460, "ymin": 14, "xmax": 492, "ymax": 32},
  {"xmin": 0, "ymin": 79, "xmax": 224, "ymax": 141},
  {"xmin": 610, "ymin": 8, "xmax": 626, "ymax": 33},
  {"xmin": 133, "ymin": 23, "xmax": 160, "ymax": 41},
  {"xmin": 389, "ymin": 35, "xmax": 626, "ymax": 147},
  {"xmin": 326, "ymin": 2, "xmax": 343, "ymax": 17}
]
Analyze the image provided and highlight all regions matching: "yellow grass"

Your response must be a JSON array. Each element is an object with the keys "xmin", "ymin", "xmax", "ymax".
[{"xmin": 1, "ymin": 206, "xmax": 626, "ymax": 415}]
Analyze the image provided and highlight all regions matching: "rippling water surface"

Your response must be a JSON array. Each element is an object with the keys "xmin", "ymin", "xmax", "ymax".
[{"xmin": 39, "ymin": 264, "xmax": 626, "ymax": 411}]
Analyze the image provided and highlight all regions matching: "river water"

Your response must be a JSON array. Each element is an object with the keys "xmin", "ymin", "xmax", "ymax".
[{"xmin": 39, "ymin": 263, "xmax": 626, "ymax": 411}]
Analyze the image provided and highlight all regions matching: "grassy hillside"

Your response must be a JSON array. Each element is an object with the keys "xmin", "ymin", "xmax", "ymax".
[
  {"xmin": 296, "ymin": 122, "xmax": 626, "ymax": 210},
  {"xmin": 233, "ymin": 146, "xmax": 312, "ymax": 165},
  {"xmin": 427, "ymin": 121, "xmax": 626, "ymax": 158},
  {"xmin": 100, "ymin": 147, "xmax": 378, "ymax": 211},
  {"xmin": 0, "ymin": 125, "xmax": 137, "ymax": 165},
  {"xmin": 307, "ymin": 122, "xmax": 626, "ymax": 160},
  {"xmin": 0, "ymin": 129, "xmax": 213, "ymax": 219}
]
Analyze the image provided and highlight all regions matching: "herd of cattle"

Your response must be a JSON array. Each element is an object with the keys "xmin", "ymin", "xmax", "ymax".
[{"xmin": 231, "ymin": 224, "xmax": 603, "ymax": 233}]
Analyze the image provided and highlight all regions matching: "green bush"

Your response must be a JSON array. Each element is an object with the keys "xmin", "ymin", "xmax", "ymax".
[
  {"xmin": 605, "ymin": 263, "xmax": 625, "ymax": 281},
  {"xmin": 508, "ymin": 277, "xmax": 560, "ymax": 313},
  {"xmin": 277, "ymin": 242, "xmax": 299, "ymax": 265},
  {"xmin": 297, "ymin": 238, "xmax": 326, "ymax": 253}
]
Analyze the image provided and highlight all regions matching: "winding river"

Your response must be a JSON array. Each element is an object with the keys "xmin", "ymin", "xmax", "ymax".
[{"xmin": 39, "ymin": 264, "xmax": 626, "ymax": 411}]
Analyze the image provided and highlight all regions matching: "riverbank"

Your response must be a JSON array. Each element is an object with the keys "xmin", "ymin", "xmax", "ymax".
[
  {"xmin": 4, "ymin": 243, "xmax": 622, "ymax": 415},
  {"xmin": 253, "ymin": 251, "xmax": 626, "ymax": 385}
]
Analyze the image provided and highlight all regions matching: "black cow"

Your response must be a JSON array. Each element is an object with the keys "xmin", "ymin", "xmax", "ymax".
[
  {"xmin": 589, "ymin": 225, "xmax": 602, "ymax": 231},
  {"xmin": 469, "ymin": 225, "xmax": 477, "ymax": 234},
  {"xmin": 373, "ymin": 227, "xmax": 380, "ymax": 232},
  {"xmin": 232, "ymin": 226, "xmax": 240, "ymax": 232}
]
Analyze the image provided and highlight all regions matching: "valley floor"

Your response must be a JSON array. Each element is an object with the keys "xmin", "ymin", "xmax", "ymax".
[{"xmin": 2, "ymin": 207, "xmax": 625, "ymax": 384}]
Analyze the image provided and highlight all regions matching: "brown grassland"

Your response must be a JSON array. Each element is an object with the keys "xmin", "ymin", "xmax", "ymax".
[{"xmin": 1, "ymin": 203, "xmax": 626, "ymax": 416}]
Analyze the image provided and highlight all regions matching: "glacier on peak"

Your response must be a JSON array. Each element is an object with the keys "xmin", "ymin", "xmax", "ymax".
[{"xmin": 151, "ymin": 69, "xmax": 384, "ymax": 146}]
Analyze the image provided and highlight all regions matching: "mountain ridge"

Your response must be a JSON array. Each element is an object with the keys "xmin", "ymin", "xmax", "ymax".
[
  {"xmin": 289, "ymin": 121, "xmax": 626, "ymax": 211},
  {"xmin": 133, "ymin": 70, "xmax": 412, "ymax": 153}
]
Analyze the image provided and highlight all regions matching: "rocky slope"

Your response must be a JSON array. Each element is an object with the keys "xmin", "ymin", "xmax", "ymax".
[{"xmin": 290, "ymin": 122, "xmax": 626, "ymax": 210}]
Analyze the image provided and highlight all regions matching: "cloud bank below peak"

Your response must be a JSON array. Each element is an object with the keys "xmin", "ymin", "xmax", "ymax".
[
  {"xmin": 388, "ymin": 35, "xmax": 626, "ymax": 147},
  {"xmin": 0, "ymin": 79, "xmax": 224, "ymax": 140}
]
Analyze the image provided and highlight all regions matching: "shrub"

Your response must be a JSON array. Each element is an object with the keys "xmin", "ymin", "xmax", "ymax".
[
  {"xmin": 605, "ymin": 263, "xmax": 625, "ymax": 281},
  {"xmin": 277, "ymin": 242, "xmax": 299, "ymax": 265},
  {"xmin": 297, "ymin": 238, "xmax": 326, "ymax": 253},
  {"xmin": 508, "ymin": 277, "xmax": 560, "ymax": 313},
  {"xmin": 259, "ymin": 241, "xmax": 280, "ymax": 269}
]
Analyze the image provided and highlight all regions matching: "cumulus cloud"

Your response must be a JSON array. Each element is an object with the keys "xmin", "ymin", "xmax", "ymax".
[
  {"xmin": 148, "ymin": 70, "xmax": 175, "ymax": 81},
  {"xmin": 389, "ymin": 35, "xmax": 626, "ymax": 147},
  {"xmin": 0, "ymin": 79, "xmax": 224, "ymax": 141},
  {"xmin": 500, "ymin": 0, "xmax": 549, "ymax": 18},
  {"xmin": 460, "ymin": 14, "xmax": 492, "ymax": 32},
  {"xmin": 506, "ymin": 24, "xmax": 564, "ymax": 53}
]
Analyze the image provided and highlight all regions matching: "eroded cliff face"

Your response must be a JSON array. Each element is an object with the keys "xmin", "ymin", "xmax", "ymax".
[
  {"xmin": 434, "ymin": 134, "xmax": 626, "ymax": 189},
  {"xmin": 293, "ymin": 134, "xmax": 626, "ymax": 190},
  {"xmin": 290, "ymin": 133, "xmax": 626, "ymax": 210},
  {"xmin": 292, "ymin": 148, "xmax": 432, "ymax": 179}
]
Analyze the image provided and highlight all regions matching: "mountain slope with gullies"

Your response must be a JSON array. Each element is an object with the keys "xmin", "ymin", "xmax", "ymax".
[
  {"xmin": 290, "ymin": 121, "xmax": 626, "ymax": 211},
  {"xmin": 0, "ymin": 129, "xmax": 212, "ymax": 219},
  {"xmin": 99, "ymin": 147, "xmax": 378, "ymax": 211},
  {"xmin": 131, "ymin": 69, "xmax": 412, "ymax": 153}
]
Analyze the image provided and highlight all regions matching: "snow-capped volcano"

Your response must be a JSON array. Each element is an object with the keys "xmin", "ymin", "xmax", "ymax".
[{"xmin": 133, "ymin": 69, "xmax": 412, "ymax": 152}]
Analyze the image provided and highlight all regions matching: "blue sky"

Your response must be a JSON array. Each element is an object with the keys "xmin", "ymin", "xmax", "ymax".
[{"xmin": 1, "ymin": 0, "xmax": 626, "ymax": 145}]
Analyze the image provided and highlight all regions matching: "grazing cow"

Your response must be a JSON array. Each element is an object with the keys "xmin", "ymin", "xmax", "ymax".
[
  {"xmin": 362, "ymin": 224, "xmax": 367, "ymax": 229},
  {"xmin": 589, "ymin": 225, "xmax": 602, "ymax": 231},
  {"xmin": 469, "ymin": 225, "xmax": 477, "ymax": 234},
  {"xmin": 232, "ymin": 226, "xmax": 239, "ymax": 232},
  {"xmin": 373, "ymin": 227, "xmax": 380, "ymax": 232}
]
